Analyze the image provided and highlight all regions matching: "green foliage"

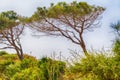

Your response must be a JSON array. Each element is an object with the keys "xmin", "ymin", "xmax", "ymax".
[
  {"xmin": 0, "ymin": 54, "xmax": 18, "ymax": 61},
  {"xmin": 47, "ymin": 1, "xmax": 103, "ymax": 18},
  {"xmin": 0, "ymin": 51, "xmax": 8, "ymax": 56},
  {"xmin": 20, "ymin": 57, "xmax": 38, "ymax": 69},
  {"xmin": 12, "ymin": 67, "xmax": 41, "ymax": 80},
  {"xmin": 67, "ymin": 53, "xmax": 120, "ymax": 80},
  {"xmin": 1, "ymin": 11, "xmax": 18, "ymax": 20},
  {"xmin": 0, "ymin": 53, "xmax": 36, "ymax": 79},
  {"xmin": 0, "ymin": 53, "xmax": 66, "ymax": 80},
  {"xmin": 47, "ymin": 1, "xmax": 93, "ymax": 17},
  {"xmin": 111, "ymin": 21, "xmax": 120, "ymax": 60},
  {"xmin": 3, "ymin": 62, "xmax": 21, "ymax": 79},
  {"xmin": 113, "ymin": 39, "xmax": 120, "ymax": 58},
  {"xmin": 1, "ymin": 51, "xmax": 120, "ymax": 80},
  {"xmin": 111, "ymin": 21, "xmax": 120, "ymax": 37},
  {"xmin": 0, "ymin": 10, "xmax": 23, "ymax": 30},
  {"xmin": 38, "ymin": 57, "xmax": 66, "ymax": 80},
  {"xmin": 30, "ymin": 1, "xmax": 104, "ymax": 21},
  {"xmin": 0, "ymin": 58, "xmax": 15, "ymax": 79},
  {"xmin": 0, "ymin": 14, "xmax": 15, "ymax": 29}
]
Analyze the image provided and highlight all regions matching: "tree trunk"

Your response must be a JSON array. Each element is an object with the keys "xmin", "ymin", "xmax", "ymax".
[
  {"xmin": 81, "ymin": 43, "xmax": 88, "ymax": 56},
  {"xmin": 17, "ymin": 53, "xmax": 24, "ymax": 60},
  {"xmin": 18, "ymin": 54, "xmax": 24, "ymax": 60},
  {"xmin": 16, "ymin": 49, "xmax": 24, "ymax": 60},
  {"xmin": 79, "ymin": 33, "xmax": 89, "ymax": 56}
]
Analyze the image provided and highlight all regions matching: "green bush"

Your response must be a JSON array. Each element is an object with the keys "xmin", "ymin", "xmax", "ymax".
[
  {"xmin": 0, "ymin": 51, "xmax": 8, "ymax": 56},
  {"xmin": 0, "ymin": 54, "xmax": 66, "ymax": 80},
  {"xmin": 38, "ymin": 57, "xmax": 66, "ymax": 80},
  {"xmin": 0, "ymin": 53, "xmax": 38, "ymax": 79},
  {"xmin": 3, "ymin": 62, "xmax": 21, "ymax": 79},
  {"xmin": 20, "ymin": 58, "xmax": 38, "ymax": 69},
  {"xmin": 113, "ymin": 39, "xmax": 120, "ymax": 56},
  {"xmin": 68, "ymin": 53, "xmax": 120, "ymax": 80},
  {"xmin": 12, "ymin": 67, "xmax": 41, "ymax": 80}
]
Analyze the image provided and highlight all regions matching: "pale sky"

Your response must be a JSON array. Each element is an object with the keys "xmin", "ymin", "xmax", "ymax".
[{"xmin": 0, "ymin": 0, "xmax": 120, "ymax": 59}]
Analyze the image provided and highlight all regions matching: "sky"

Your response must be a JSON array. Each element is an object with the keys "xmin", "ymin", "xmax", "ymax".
[{"xmin": 0, "ymin": 0, "xmax": 120, "ymax": 59}]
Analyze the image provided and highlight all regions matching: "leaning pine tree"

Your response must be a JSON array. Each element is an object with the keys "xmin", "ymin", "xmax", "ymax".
[
  {"xmin": 0, "ymin": 11, "xmax": 24, "ymax": 60},
  {"xmin": 28, "ymin": 1, "xmax": 105, "ymax": 56}
]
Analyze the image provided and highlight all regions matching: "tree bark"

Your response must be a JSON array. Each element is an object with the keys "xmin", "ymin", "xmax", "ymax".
[
  {"xmin": 80, "ymin": 42, "xmax": 88, "ymax": 56},
  {"xmin": 16, "ymin": 49, "xmax": 24, "ymax": 60},
  {"xmin": 79, "ymin": 32, "xmax": 88, "ymax": 56}
]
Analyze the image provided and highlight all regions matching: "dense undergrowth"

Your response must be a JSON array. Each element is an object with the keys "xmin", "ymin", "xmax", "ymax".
[
  {"xmin": 0, "ymin": 51, "xmax": 66, "ymax": 80},
  {"xmin": 0, "ymin": 40, "xmax": 120, "ymax": 80}
]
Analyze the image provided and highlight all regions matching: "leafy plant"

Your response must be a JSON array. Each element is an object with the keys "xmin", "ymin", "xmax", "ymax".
[
  {"xmin": 67, "ymin": 53, "xmax": 120, "ymax": 80},
  {"xmin": 0, "ymin": 51, "xmax": 8, "ymax": 56}
]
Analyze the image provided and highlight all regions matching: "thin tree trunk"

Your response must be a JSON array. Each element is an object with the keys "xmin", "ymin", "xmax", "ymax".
[
  {"xmin": 15, "ymin": 48, "xmax": 24, "ymax": 60},
  {"xmin": 80, "ymin": 43, "xmax": 88, "ymax": 56},
  {"xmin": 17, "ymin": 52, "xmax": 24, "ymax": 60},
  {"xmin": 79, "ymin": 32, "xmax": 89, "ymax": 56}
]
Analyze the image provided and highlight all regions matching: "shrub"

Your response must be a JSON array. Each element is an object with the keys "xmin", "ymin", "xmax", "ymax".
[
  {"xmin": 20, "ymin": 58, "xmax": 38, "ymax": 69},
  {"xmin": 113, "ymin": 39, "xmax": 120, "ymax": 56},
  {"xmin": 67, "ymin": 53, "xmax": 120, "ymax": 80},
  {"xmin": 38, "ymin": 57, "xmax": 66, "ymax": 80},
  {"xmin": 3, "ymin": 62, "xmax": 21, "ymax": 79},
  {"xmin": 12, "ymin": 67, "xmax": 41, "ymax": 80},
  {"xmin": 0, "ymin": 51, "xmax": 8, "ymax": 56}
]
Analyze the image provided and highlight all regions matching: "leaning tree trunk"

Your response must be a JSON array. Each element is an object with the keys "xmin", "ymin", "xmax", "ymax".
[
  {"xmin": 80, "ymin": 42, "xmax": 88, "ymax": 56},
  {"xmin": 79, "ymin": 33, "xmax": 89, "ymax": 56},
  {"xmin": 15, "ymin": 48, "xmax": 24, "ymax": 60}
]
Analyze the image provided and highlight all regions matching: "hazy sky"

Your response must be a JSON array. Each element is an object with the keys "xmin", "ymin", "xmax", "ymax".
[{"xmin": 0, "ymin": 0, "xmax": 120, "ymax": 58}]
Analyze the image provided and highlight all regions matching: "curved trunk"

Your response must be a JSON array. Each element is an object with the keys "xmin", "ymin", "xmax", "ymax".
[
  {"xmin": 79, "ymin": 32, "xmax": 88, "ymax": 56},
  {"xmin": 80, "ymin": 42, "xmax": 88, "ymax": 56},
  {"xmin": 15, "ymin": 49, "xmax": 24, "ymax": 60}
]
